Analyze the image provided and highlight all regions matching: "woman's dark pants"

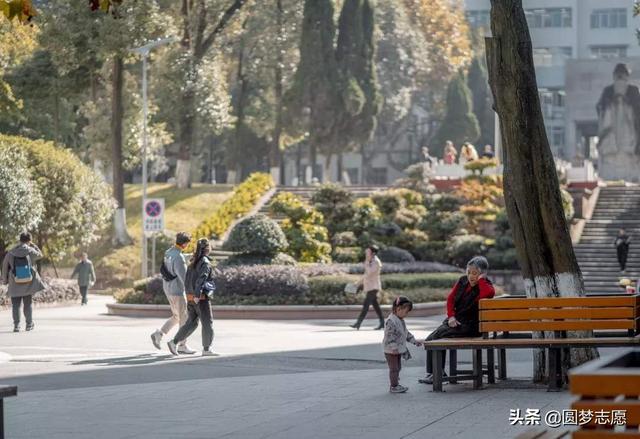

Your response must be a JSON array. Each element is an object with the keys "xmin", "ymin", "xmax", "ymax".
[
  {"xmin": 426, "ymin": 322, "xmax": 477, "ymax": 374},
  {"xmin": 354, "ymin": 290, "xmax": 384, "ymax": 327},
  {"xmin": 173, "ymin": 298, "xmax": 214, "ymax": 349},
  {"xmin": 617, "ymin": 246, "xmax": 629, "ymax": 271},
  {"xmin": 79, "ymin": 286, "xmax": 88, "ymax": 304}
]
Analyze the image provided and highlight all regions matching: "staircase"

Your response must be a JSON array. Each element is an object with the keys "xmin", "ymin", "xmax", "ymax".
[{"xmin": 574, "ymin": 186, "xmax": 640, "ymax": 294}]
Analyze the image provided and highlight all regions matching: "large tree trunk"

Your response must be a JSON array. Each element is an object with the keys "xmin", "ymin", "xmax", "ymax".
[
  {"xmin": 111, "ymin": 56, "xmax": 132, "ymax": 246},
  {"xmin": 486, "ymin": 0, "xmax": 597, "ymax": 383},
  {"xmin": 269, "ymin": 0, "xmax": 285, "ymax": 186}
]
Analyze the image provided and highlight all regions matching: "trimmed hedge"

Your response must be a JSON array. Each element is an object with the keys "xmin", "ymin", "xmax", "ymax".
[
  {"xmin": 223, "ymin": 214, "xmax": 288, "ymax": 255},
  {"xmin": 214, "ymin": 265, "xmax": 308, "ymax": 297},
  {"xmin": 190, "ymin": 173, "xmax": 274, "ymax": 245},
  {"xmin": 378, "ymin": 246, "xmax": 415, "ymax": 263}
]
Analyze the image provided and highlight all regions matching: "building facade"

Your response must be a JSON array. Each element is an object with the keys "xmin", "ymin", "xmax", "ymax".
[{"xmin": 464, "ymin": 0, "xmax": 640, "ymax": 159}]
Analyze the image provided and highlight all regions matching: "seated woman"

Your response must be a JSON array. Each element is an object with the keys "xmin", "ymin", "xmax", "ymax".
[{"xmin": 420, "ymin": 256, "xmax": 495, "ymax": 385}]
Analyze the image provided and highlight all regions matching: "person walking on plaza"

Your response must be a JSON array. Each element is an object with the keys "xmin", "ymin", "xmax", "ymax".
[
  {"xmin": 383, "ymin": 296, "xmax": 423, "ymax": 393},
  {"xmin": 481, "ymin": 144, "xmax": 495, "ymax": 159},
  {"xmin": 615, "ymin": 228, "xmax": 631, "ymax": 273},
  {"xmin": 459, "ymin": 142, "xmax": 479, "ymax": 164},
  {"xmin": 443, "ymin": 141, "xmax": 457, "ymax": 165},
  {"xmin": 150, "ymin": 232, "xmax": 196, "ymax": 354},
  {"xmin": 350, "ymin": 245, "xmax": 385, "ymax": 330},
  {"xmin": 2, "ymin": 232, "xmax": 45, "ymax": 332},
  {"xmin": 168, "ymin": 238, "xmax": 216, "ymax": 357},
  {"xmin": 71, "ymin": 252, "xmax": 96, "ymax": 305},
  {"xmin": 419, "ymin": 256, "xmax": 495, "ymax": 385}
]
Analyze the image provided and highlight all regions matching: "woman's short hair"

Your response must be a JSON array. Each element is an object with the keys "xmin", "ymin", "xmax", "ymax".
[
  {"xmin": 175, "ymin": 232, "xmax": 191, "ymax": 246},
  {"xmin": 466, "ymin": 256, "xmax": 489, "ymax": 274},
  {"xmin": 367, "ymin": 245, "xmax": 379, "ymax": 255}
]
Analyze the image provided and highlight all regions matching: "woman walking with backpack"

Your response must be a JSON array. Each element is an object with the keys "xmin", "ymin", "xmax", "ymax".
[
  {"xmin": 2, "ymin": 233, "xmax": 45, "ymax": 332},
  {"xmin": 168, "ymin": 238, "xmax": 217, "ymax": 357}
]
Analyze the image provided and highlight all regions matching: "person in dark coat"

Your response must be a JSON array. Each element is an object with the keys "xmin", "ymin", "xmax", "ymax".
[
  {"xmin": 615, "ymin": 228, "xmax": 631, "ymax": 273},
  {"xmin": 419, "ymin": 256, "xmax": 495, "ymax": 385},
  {"xmin": 71, "ymin": 252, "xmax": 96, "ymax": 305}
]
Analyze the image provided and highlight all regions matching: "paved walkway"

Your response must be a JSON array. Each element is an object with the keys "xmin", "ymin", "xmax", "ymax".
[{"xmin": 0, "ymin": 295, "xmax": 616, "ymax": 438}]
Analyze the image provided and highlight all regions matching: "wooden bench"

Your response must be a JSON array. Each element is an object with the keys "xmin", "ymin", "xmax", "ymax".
[
  {"xmin": 0, "ymin": 386, "xmax": 17, "ymax": 439},
  {"xmin": 569, "ymin": 349, "xmax": 640, "ymax": 438},
  {"xmin": 424, "ymin": 295, "xmax": 640, "ymax": 392}
]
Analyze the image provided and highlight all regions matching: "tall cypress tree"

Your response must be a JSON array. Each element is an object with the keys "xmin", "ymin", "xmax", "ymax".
[
  {"xmin": 283, "ymin": 0, "xmax": 341, "ymax": 179},
  {"xmin": 332, "ymin": 0, "xmax": 381, "ymax": 178},
  {"xmin": 433, "ymin": 71, "xmax": 480, "ymax": 156},
  {"xmin": 467, "ymin": 57, "xmax": 495, "ymax": 148},
  {"xmin": 284, "ymin": 0, "xmax": 379, "ymax": 181}
]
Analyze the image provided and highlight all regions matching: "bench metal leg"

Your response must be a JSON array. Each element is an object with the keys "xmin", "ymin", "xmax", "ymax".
[
  {"xmin": 432, "ymin": 350, "xmax": 444, "ymax": 392},
  {"xmin": 486, "ymin": 348, "xmax": 495, "ymax": 384},
  {"xmin": 472, "ymin": 349, "xmax": 483, "ymax": 389},
  {"xmin": 498, "ymin": 348, "xmax": 507, "ymax": 380},
  {"xmin": 449, "ymin": 349, "xmax": 458, "ymax": 384},
  {"xmin": 547, "ymin": 348, "xmax": 562, "ymax": 392}
]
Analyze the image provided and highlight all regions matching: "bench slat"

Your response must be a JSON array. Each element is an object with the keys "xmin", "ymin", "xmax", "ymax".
[
  {"xmin": 424, "ymin": 337, "xmax": 640, "ymax": 349},
  {"xmin": 574, "ymin": 431, "xmax": 640, "ymax": 438},
  {"xmin": 481, "ymin": 308, "xmax": 636, "ymax": 321},
  {"xmin": 480, "ymin": 320, "xmax": 635, "ymax": 332},
  {"xmin": 481, "ymin": 296, "xmax": 639, "ymax": 310},
  {"xmin": 571, "ymin": 373, "xmax": 640, "ymax": 397}
]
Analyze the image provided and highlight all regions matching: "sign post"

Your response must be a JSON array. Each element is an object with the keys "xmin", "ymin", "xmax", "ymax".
[{"xmin": 142, "ymin": 198, "xmax": 165, "ymax": 277}]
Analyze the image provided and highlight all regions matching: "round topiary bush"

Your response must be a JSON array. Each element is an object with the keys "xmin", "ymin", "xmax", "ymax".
[
  {"xmin": 223, "ymin": 214, "xmax": 288, "ymax": 255},
  {"xmin": 222, "ymin": 252, "xmax": 297, "ymax": 266},
  {"xmin": 379, "ymin": 246, "xmax": 416, "ymax": 263},
  {"xmin": 446, "ymin": 234, "xmax": 488, "ymax": 268}
]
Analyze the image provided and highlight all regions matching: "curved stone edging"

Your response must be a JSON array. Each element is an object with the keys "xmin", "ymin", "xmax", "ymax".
[{"xmin": 106, "ymin": 301, "xmax": 446, "ymax": 320}]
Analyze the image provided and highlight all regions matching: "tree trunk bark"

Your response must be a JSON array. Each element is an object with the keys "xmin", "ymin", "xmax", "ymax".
[
  {"xmin": 310, "ymin": 143, "xmax": 317, "ymax": 182},
  {"xmin": 486, "ymin": 0, "xmax": 597, "ymax": 383},
  {"xmin": 269, "ymin": 0, "xmax": 285, "ymax": 186},
  {"xmin": 337, "ymin": 152, "xmax": 344, "ymax": 184},
  {"xmin": 323, "ymin": 154, "xmax": 332, "ymax": 183},
  {"xmin": 111, "ymin": 56, "xmax": 132, "ymax": 246}
]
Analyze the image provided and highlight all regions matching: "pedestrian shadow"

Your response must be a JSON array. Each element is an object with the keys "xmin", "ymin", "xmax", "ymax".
[{"xmin": 72, "ymin": 353, "xmax": 175, "ymax": 367}]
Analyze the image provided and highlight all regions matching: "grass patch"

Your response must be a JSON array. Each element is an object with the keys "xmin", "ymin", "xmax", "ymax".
[{"xmin": 92, "ymin": 183, "xmax": 233, "ymax": 287}]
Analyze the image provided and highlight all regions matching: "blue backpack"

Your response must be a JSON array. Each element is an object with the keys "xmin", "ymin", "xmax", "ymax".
[{"xmin": 13, "ymin": 255, "xmax": 33, "ymax": 284}]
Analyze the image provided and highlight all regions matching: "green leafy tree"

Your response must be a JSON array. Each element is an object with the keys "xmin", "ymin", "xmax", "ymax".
[
  {"xmin": 0, "ymin": 146, "xmax": 44, "ymax": 258},
  {"xmin": 433, "ymin": 71, "xmax": 480, "ymax": 156},
  {"xmin": 467, "ymin": 57, "xmax": 495, "ymax": 149},
  {"xmin": 0, "ymin": 135, "xmax": 115, "ymax": 262}
]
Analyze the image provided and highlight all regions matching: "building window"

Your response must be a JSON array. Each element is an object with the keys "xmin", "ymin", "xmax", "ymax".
[
  {"xmin": 591, "ymin": 8, "xmax": 627, "ymax": 29},
  {"xmin": 549, "ymin": 126, "xmax": 565, "ymax": 147},
  {"xmin": 590, "ymin": 45, "xmax": 627, "ymax": 59},
  {"xmin": 466, "ymin": 10, "xmax": 490, "ymax": 28},
  {"xmin": 526, "ymin": 8, "xmax": 572, "ymax": 28},
  {"xmin": 533, "ymin": 47, "xmax": 572, "ymax": 67},
  {"xmin": 345, "ymin": 167, "xmax": 359, "ymax": 185},
  {"xmin": 369, "ymin": 168, "xmax": 388, "ymax": 185}
]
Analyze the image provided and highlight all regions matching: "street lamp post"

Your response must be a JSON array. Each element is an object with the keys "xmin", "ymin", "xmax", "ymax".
[{"xmin": 130, "ymin": 37, "xmax": 176, "ymax": 278}]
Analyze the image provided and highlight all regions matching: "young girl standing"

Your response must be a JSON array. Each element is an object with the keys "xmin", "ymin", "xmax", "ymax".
[{"xmin": 383, "ymin": 296, "xmax": 423, "ymax": 393}]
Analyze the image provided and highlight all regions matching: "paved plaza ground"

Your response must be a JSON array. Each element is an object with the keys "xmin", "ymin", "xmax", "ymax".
[{"xmin": 0, "ymin": 295, "xmax": 623, "ymax": 439}]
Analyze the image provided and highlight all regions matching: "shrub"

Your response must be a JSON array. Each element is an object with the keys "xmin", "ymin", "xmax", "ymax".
[
  {"xmin": 223, "ymin": 252, "xmax": 297, "ymax": 266},
  {"xmin": 394, "ymin": 163, "xmax": 434, "ymax": 194},
  {"xmin": 464, "ymin": 157, "xmax": 498, "ymax": 175},
  {"xmin": 561, "ymin": 188, "xmax": 575, "ymax": 222},
  {"xmin": 426, "ymin": 193, "xmax": 463, "ymax": 213},
  {"xmin": 393, "ymin": 207, "xmax": 423, "ymax": 229},
  {"xmin": 446, "ymin": 234, "xmax": 488, "ymax": 267},
  {"xmin": 392, "ymin": 229, "xmax": 429, "ymax": 254},
  {"xmin": 420, "ymin": 211, "xmax": 465, "ymax": 241},
  {"xmin": 190, "ymin": 173, "xmax": 274, "ymax": 245},
  {"xmin": 270, "ymin": 192, "xmax": 331, "ymax": 263},
  {"xmin": 223, "ymin": 214, "xmax": 288, "ymax": 255},
  {"xmin": 378, "ymin": 246, "xmax": 415, "ymax": 263},
  {"xmin": 486, "ymin": 247, "xmax": 519, "ymax": 270},
  {"xmin": 311, "ymin": 183, "xmax": 355, "ymax": 235},
  {"xmin": 332, "ymin": 231, "xmax": 357, "ymax": 247},
  {"xmin": 371, "ymin": 190, "xmax": 405, "ymax": 216},
  {"xmin": 413, "ymin": 241, "xmax": 448, "ymax": 262},
  {"xmin": 0, "ymin": 277, "xmax": 80, "ymax": 307},
  {"xmin": 332, "ymin": 246, "xmax": 362, "ymax": 263},
  {"xmin": 0, "ymin": 135, "xmax": 114, "ymax": 261},
  {"xmin": 215, "ymin": 265, "xmax": 309, "ymax": 297},
  {"xmin": 348, "ymin": 197, "xmax": 382, "ymax": 235}
]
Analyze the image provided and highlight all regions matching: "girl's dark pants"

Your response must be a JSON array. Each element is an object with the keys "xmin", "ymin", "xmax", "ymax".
[
  {"xmin": 173, "ymin": 297, "xmax": 214, "ymax": 349},
  {"xmin": 385, "ymin": 353, "xmax": 401, "ymax": 387},
  {"xmin": 355, "ymin": 290, "xmax": 384, "ymax": 327},
  {"xmin": 426, "ymin": 322, "xmax": 478, "ymax": 374},
  {"xmin": 11, "ymin": 295, "xmax": 33, "ymax": 326},
  {"xmin": 79, "ymin": 286, "xmax": 88, "ymax": 304}
]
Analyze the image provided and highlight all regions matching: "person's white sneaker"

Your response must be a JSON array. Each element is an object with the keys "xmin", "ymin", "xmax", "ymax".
[
  {"xmin": 202, "ymin": 349, "xmax": 218, "ymax": 357},
  {"xmin": 390, "ymin": 385, "xmax": 408, "ymax": 393},
  {"xmin": 150, "ymin": 330, "xmax": 162, "ymax": 350},
  {"xmin": 167, "ymin": 340, "xmax": 179, "ymax": 356},
  {"xmin": 177, "ymin": 344, "xmax": 197, "ymax": 355}
]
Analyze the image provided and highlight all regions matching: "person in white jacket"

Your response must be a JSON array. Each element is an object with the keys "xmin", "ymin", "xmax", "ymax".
[{"xmin": 350, "ymin": 245, "xmax": 384, "ymax": 330}]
